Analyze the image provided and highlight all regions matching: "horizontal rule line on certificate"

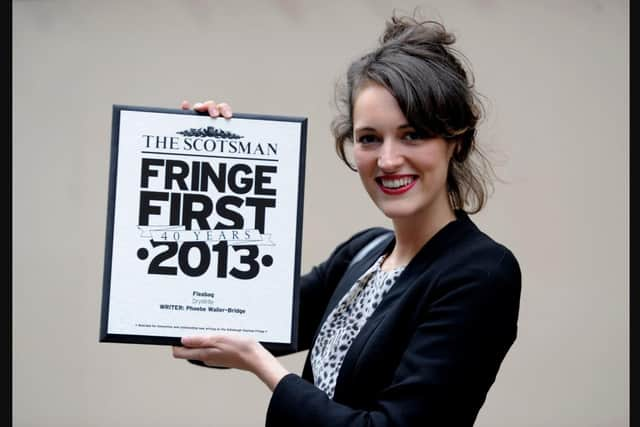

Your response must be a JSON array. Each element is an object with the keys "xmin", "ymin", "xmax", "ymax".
[{"xmin": 140, "ymin": 150, "xmax": 279, "ymax": 163}]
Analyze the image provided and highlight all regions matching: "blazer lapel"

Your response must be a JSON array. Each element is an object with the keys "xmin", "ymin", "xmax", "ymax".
[{"xmin": 310, "ymin": 234, "xmax": 395, "ymax": 348}]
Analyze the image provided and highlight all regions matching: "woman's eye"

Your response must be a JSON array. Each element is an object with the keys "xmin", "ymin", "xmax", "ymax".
[
  {"xmin": 403, "ymin": 131, "xmax": 422, "ymax": 141},
  {"xmin": 357, "ymin": 134, "xmax": 380, "ymax": 144}
]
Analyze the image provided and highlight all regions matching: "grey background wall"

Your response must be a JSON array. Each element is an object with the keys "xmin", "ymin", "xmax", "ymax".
[{"xmin": 12, "ymin": 0, "xmax": 629, "ymax": 426}]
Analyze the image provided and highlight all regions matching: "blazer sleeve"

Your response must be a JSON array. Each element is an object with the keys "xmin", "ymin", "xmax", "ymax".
[{"xmin": 265, "ymin": 248, "xmax": 522, "ymax": 427}]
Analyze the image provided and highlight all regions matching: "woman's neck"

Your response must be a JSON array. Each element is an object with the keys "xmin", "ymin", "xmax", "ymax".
[{"xmin": 382, "ymin": 204, "xmax": 457, "ymax": 271}]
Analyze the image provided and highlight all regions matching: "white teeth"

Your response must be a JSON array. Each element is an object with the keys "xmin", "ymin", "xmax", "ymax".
[{"xmin": 381, "ymin": 176, "xmax": 413, "ymax": 188}]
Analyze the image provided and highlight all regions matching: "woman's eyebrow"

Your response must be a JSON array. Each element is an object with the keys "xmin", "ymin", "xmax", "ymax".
[
  {"xmin": 354, "ymin": 124, "xmax": 413, "ymax": 133},
  {"xmin": 354, "ymin": 126, "xmax": 377, "ymax": 133}
]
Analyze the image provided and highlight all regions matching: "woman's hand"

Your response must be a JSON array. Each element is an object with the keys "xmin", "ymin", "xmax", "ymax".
[
  {"xmin": 173, "ymin": 334, "xmax": 259, "ymax": 371},
  {"xmin": 180, "ymin": 99, "xmax": 233, "ymax": 119},
  {"xmin": 172, "ymin": 334, "xmax": 289, "ymax": 391}
]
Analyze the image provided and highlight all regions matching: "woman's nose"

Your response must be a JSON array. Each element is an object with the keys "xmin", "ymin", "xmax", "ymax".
[{"xmin": 377, "ymin": 139, "xmax": 404, "ymax": 172}]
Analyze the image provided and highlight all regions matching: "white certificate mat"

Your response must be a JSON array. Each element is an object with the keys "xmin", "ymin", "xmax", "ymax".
[{"xmin": 100, "ymin": 105, "xmax": 306, "ymax": 351}]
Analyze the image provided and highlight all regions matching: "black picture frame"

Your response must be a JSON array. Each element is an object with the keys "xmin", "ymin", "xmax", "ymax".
[{"xmin": 100, "ymin": 104, "xmax": 307, "ymax": 354}]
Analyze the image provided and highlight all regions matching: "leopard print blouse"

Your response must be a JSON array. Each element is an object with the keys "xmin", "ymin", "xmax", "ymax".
[{"xmin": 310, "ymin": 254, "xmax": 405, "ymax": 399}]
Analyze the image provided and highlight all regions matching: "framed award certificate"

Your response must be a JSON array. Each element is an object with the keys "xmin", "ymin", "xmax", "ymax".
[{"xmin": 100, "ymin": 104, "xmax": 307, "ymax": 353}]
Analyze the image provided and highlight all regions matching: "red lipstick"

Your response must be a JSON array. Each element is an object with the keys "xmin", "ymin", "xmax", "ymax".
[{"xmin": 375, "ymin": 175, "xmax": 417, "ymax": 195}]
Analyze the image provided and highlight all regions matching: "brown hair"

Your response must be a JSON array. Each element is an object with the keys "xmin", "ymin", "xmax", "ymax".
[{"xmin": 331, "ymin": 13, "xmax": 495, "ymax": 214}]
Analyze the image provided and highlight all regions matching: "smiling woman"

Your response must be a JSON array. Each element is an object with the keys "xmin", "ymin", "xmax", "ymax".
[{"xmin": 172, "ymin": 12, "xmax": 521, "ymax": 427}]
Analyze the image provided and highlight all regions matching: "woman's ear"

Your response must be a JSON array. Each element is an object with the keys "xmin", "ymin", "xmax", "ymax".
[
  {"xmin": 452, "ymin": 132, "xmax": 472, "ymax": 162},
  {"xmin": 449, "ymin": 141, "xmax": 461, "ymax": 162}
]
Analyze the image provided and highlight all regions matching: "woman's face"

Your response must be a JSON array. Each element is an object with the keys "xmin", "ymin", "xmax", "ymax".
[{"xmin": 352, "ymin": 83, "xmax": 455, "ymax": 222}]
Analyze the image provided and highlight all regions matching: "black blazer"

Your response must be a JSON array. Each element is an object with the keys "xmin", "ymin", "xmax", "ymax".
[{"xmin": 266, "ymin": 211, "xmax": 522, "ymax": 427}]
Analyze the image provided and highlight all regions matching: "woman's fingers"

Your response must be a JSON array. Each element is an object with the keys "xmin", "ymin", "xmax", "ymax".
[
  {"xmin": 180, "ymin": 99, "xmax": 233, "ymax": 119},
  {"xmin": 172, "ymin": 345, "xmax": 216, "ymax": 362},
  {"xmin": 181, "ymin": 335, "xmax": 212, "ymax": 347},
  {"xmin": 217, "ymin": 102, "xmax": 233, "ymax": 119},
  {"xmin": 193, "ymin": 100, "xmax": 214, "ymax": 113},
  {"xmin": 172, "ymin": 335, "xmax": 234, "ymax": 368},
  {"xmin": 172, "ymin": 334, "xmax": 269, "ymax": 375},
  {"xmin": 205, "ymin": 101, "xmax": 233, "ymax": 119}
]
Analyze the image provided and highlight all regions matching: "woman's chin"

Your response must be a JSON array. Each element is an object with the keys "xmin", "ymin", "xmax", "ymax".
[{"xmin": 377, "ymin": 205, "xmax": 420, "ymax": 221}]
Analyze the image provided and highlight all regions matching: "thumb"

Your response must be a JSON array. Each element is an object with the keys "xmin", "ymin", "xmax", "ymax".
[{"xmin": 181, "ymin": 335, "xmax": 210, "ymax": 347}]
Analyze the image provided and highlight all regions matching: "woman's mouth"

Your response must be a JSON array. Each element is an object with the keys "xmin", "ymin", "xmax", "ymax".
[{"xmin": 375, "ymin": 175, "xmax": 418, "ymax": 195}]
